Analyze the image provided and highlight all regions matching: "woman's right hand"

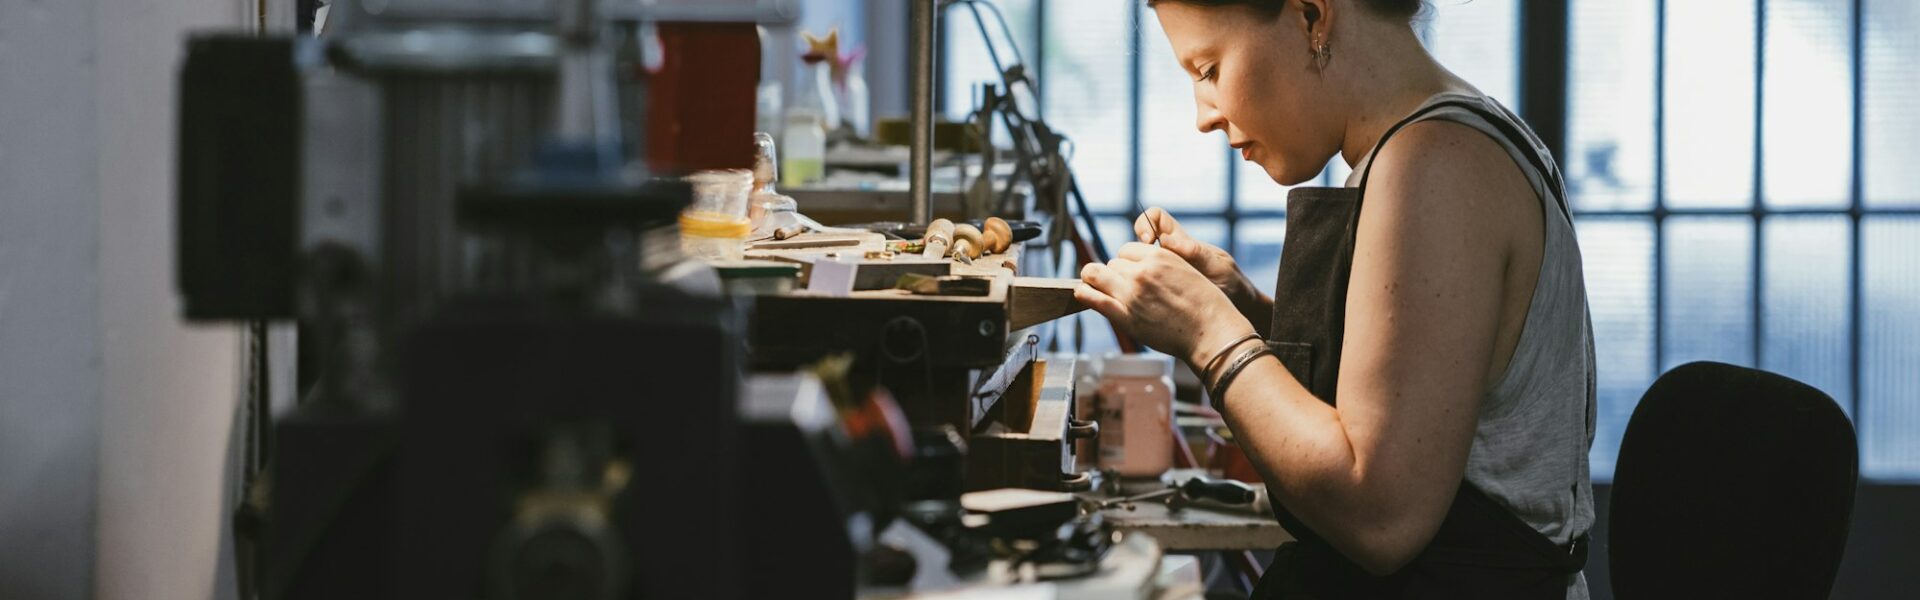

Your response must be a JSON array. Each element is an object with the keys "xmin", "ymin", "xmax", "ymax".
[{"xmin": 1135, "ymin": 207, "xmax": 1261, "ymax": 311}]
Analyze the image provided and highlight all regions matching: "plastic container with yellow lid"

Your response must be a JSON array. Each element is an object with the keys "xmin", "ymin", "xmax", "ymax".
[{"xmin": 681, "ymin": 169, "xmax": 753, "ymax": 261}]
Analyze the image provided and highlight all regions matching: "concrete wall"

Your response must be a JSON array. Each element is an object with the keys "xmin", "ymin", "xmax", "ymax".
[{"xmin": 1, "ymin": 0, "xmax": 247, "ymax": 598}]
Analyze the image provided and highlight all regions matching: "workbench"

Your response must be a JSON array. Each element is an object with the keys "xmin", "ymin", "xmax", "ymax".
[
  {"xmin": 863, "ymin": 527, "xmax": 1206, "ymax": 600},
  {"xmin": 1099, "ymin": 500, "xmax": 1294, "ymax": 552}
]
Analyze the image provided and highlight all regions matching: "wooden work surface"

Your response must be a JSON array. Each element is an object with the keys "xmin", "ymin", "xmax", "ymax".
[
  {"xmin": 1100, "ymin": 502, "xmax": 1293, "ymax": 552},
  {"xmin": 1094, "ymin": 469, "xmax": 1294, "ymax": 552},
  {"xmin": 743, "ymin": 231, "xmax": 1083, "ymax": 321}
]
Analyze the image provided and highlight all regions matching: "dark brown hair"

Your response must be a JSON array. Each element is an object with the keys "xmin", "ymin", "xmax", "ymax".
[{"xmin": 1145, "ymin": 0, "xmax": 1424, "ymax": 22}]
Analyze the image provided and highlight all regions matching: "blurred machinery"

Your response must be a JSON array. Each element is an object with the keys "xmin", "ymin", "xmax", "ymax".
[
  {"xmin": 178, "ymin": 1, "xmax": 793, "ymax": 598},
  {"xmin": 176, "ymin": 1, "xmax": 1162, "ymax": 598}
]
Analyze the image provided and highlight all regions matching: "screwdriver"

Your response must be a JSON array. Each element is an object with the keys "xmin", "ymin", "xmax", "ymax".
[{"xmin": 1179, "ymin": 476, "xmax": 1257, "ymax": 506}]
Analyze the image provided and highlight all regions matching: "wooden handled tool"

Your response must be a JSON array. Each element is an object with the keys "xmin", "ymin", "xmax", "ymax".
[
  {"xmin": 951, "ymin": 224, "xmax": 985, "ymax": 264},
  {"xmin": 921, "ymin": 218, "xmax": 954, "ymax": 259},
  {"xmin": 983, "ymin": 217, "xmax": 1013, "ymax": 253}
]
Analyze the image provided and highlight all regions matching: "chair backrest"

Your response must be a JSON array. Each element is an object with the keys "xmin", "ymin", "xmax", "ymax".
[{"xmin": 1609, "ymin": 361, "xmax": 1858, "ymax": 599}]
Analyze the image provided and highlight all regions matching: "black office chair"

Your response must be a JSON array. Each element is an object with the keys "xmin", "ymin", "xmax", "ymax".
[{"xmin": 1609, "ymin": 361, "xmax": 1857, "ymax": 599}]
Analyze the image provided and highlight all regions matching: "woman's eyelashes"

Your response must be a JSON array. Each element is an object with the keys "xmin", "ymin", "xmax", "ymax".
[{"xmin": 1199, "ymin": 66, "xmax": 1219, "ymax": 82}]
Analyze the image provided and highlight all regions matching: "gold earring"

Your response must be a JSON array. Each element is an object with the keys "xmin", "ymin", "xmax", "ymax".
[{"xmin": 1310, "ymin": 36, "xmax": 1333, "ymax": 71}]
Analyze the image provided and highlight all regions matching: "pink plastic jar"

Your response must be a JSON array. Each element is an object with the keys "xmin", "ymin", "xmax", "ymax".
[{"xmin": 1096, "ymin": 353, "xmax": 1174, "ymax": 479}]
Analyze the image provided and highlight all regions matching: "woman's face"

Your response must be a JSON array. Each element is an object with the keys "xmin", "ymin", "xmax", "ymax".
[{"xmin": 1155, "ymin": 2, "xmax": 1340, "ymax": 185}]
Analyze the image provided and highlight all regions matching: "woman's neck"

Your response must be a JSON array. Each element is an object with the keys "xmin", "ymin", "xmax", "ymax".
[{"xmin": 1335, "ymin": 25, "xmax": 1468, "ymax": 169}]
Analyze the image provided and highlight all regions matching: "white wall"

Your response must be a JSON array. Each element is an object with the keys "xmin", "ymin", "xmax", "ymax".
[
  {"xmin": 93, "ymin": 0, "xmax": 248, "ymax": 596},
  {"xmin": 0, "ymin": 0, "xmax": 104, "ymax": 596},
  {"xmin": 0, "ymin": 0, "xmax": 247, "ymax": 598}
]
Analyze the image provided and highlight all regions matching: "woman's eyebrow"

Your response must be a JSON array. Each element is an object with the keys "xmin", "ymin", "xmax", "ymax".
[{"xmin": 1175, "ymin": 47, "xmax": 1210, "ymax": 75}]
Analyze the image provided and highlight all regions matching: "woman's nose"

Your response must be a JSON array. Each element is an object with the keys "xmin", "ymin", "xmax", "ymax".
[{"xmin": 1196, "ymin": 97, "xmax": 1227, "ymax": 134}]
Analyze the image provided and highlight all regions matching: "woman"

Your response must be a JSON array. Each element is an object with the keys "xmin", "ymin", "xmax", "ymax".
[{"xmin": 1075, "ymin": 0, "xmax": 1597, "ymax": 597}]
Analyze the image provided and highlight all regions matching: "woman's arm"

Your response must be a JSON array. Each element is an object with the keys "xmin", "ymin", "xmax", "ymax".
[
  {"xmin": 1227, "ymin": 277, "xmax": 1275, "ymax": 334},
  {"xmin": 1192, "ymin": 121, "xmax": 1535, "ymax": 575}
]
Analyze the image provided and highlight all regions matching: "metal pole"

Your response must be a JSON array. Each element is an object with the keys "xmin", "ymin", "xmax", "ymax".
[{"xmin": 910, "ymin": 0, "xmax": 937, "ymax": 224}]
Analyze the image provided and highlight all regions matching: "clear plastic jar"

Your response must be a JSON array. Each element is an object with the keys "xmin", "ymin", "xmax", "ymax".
[
  {"xmin": 1096, "ymin": 353, "xmax": 1175, "ymax": 479},
  {"xmin": 751, "ymin": 132, "xmax": 780, "ymax": 195},
  {"xmin": 679, "ymin": 212, "xmax": 750, "ymax": 261},
  {"xmin": 685, "ymin": 169, "xmax": 753, "ymax": 219},
  {"xmin": 681, "ymin": 169, "xmax": 753, "ymax": 262}
]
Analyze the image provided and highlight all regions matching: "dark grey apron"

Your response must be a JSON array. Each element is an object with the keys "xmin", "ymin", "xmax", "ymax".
[{"xmin": 1252, "ymin": 99, "xmax": 1589, "ymax": 599}]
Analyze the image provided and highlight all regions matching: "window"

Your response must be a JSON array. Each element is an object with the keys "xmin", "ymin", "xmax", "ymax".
[
  {"xmin": 1568, "ymin": 0, "xmax": 1920, "ymax": 481},
  {"xmin": 943, "ymin": 0, "xmax": 1920, "ymax": 482}
]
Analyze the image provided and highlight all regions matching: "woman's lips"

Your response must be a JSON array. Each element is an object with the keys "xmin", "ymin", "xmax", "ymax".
[{"xmin": 1238, "ymin": 144, "xmax": 1254, "ymax": 161}]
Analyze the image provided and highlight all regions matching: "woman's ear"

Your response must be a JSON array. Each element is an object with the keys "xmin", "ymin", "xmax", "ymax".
[
  {"xmin": 1295, "ymin": 0, "xmax": 1338, "ymax": 71},
  {"xmin": 1296, "ymin": 0, "xmax": 1335, "ymax": 41}
]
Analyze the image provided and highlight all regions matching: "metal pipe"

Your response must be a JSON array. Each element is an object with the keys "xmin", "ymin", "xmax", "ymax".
[{"xmin": 909, "ymin": 0, "xmax": 937, "ymax": 224}]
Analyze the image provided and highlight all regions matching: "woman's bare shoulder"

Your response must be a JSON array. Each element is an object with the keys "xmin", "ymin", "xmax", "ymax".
[{"xmin": 1359, "ymin": 118, "xmax": 1542, "ymax": 246}]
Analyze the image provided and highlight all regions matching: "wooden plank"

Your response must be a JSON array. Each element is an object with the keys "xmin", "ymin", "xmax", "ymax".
[
  {"xmin": 1009, "ymin": 277, "xmax": 1087, "ymax": 331},
  {"xmin": 969, "ymin": 333, "xmax": 1040, "ymax": 431},
  {"xmin": 1099, "ymin": 501, "xmax": 1293, "ymax": 551},
  {"xmin": 967, "ymin": 356, "xmax": 1082, "ymax": 492},
  {"xmin": 1094, "ymin": 469, "xmax": 1292, "ymax": 551}
]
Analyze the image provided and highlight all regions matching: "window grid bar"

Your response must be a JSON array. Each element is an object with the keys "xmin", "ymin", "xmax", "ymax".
[
  {"xmin": 1226, "ymin": 143, "xmax": 1241, "ymax": 253},
  {"xmin": 1752, "ymin": 0, "xmax": 1768, "ymax": 369},
  {"xmin": 1654, "ymin": 0, "xmax": 1669, "ymax": 376},
  {"xmin": 1032, "ymin": 0, "xmax": 1047, "ymax": 120},
  {"xmin": 1127, "ymin": 2, "xmax": 1145, "ymax": 218},
  {"xmin": 1849, "ymin": 0, "xmax": 1866, "ymax": 421}
]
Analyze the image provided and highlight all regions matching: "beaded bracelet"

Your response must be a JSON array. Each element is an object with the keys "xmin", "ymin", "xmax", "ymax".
[{"xmin": 1209, "ymin": 345, "xmax": 1274, "ymax": 410}]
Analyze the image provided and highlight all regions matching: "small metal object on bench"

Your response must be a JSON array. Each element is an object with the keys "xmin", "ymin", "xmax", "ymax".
[{"xmin": 747, "ymin": 236, "xmax": 862, "ymax": 250}]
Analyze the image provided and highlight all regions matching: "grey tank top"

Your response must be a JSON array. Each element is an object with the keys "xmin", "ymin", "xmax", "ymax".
[{"xmin": 1349, "ymin": 93, "xmax": 1599, "ymax": 561}]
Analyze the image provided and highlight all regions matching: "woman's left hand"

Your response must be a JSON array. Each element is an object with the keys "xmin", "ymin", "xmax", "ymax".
[{"xmin": 1077, "ymin": 242, "xmax": 1258, "ymax": 365}]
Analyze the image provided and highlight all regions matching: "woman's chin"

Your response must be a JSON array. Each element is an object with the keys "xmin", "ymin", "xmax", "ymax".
[{"xmin": 1264, "ymin": 159, "xmax": 1320, "ymax": 187}]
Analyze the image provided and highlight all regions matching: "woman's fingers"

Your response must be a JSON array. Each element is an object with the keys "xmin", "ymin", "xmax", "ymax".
[
  {"xmin": 1079, "ymin": 261, "xmax": 1122, "ymax": 294},
  {"xmin": 1081, "ymin": 260, "xmax": 1144, "ymax": 303},
  {"xmin": 1132, "ymin": 208, "xmax": 1210, "ymax": 262},
  {"xmin": 1116, "ymin": 242, "xmax": 1163, "ymax": 262},
  {"xmin": 1135, "ymin": 207, "xmax": 1184, "ymax": 244},
  {"xmin": 1158, "ymin": 230, "xmax": 1204, "ymax": 259},
  {"xmin": 1074, "ymin": 282, "xmax": 1128, "ymax": 322},
  {"xmin": 1134, "ymin": 212, "xmax": 1157, "ymax": 244},
  {"xmin": 1133, "ymin": 208, "xmax": 1165, "ymax": 243}
]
